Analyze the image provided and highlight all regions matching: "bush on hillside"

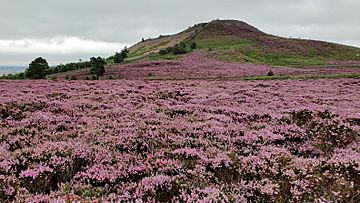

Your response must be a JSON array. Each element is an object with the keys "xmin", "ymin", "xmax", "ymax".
[
  {"xmin": 159, "ymin": 49, "xmax": 167, "ymax": 55},
  {"xmin": 113, "ymin": 47, "xmax": 130, "ymax": 64},
  {"xmin": 173, "ymin": 42, "xmax": 187, "ymax": 55},
  {"xmin": 158, "ymin": 42, "xmax": 188, "ymax": 55},
  {"xmin": 191, "ymin": 42, "xmax": 197, "ymax": 50},
  {"xmin": 267, "ymin": 70, "xmax": 274, "ymax": 76}
]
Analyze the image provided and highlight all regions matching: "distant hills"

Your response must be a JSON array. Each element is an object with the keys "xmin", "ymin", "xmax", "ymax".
[{"xmin": 0, "ymin": 66, "xmax": 26, "ymax": 75}]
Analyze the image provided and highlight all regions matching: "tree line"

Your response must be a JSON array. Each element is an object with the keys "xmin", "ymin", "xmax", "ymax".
[{"xmin": 0, "ymin": 47, "xmax": 129, "ymax": 80}]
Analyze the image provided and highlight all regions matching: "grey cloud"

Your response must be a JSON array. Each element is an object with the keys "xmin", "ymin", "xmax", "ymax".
[{"xmin": 0, "ymin": 0, "xmax": 359, "ymax": 65}]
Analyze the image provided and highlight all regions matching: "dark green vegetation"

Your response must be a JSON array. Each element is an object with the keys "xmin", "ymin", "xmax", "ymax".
[
  {"xmin": 48, "ymin": 60, "xmax": 93, "ymax": 76},
  {"xmin": 158, "ymin": 41, "xmax": 197, "ymax": 56},
  {"xmin": 0, "ymin": 49, "xmax": 128, "ymax": 80},
  {"xmin": 108, "ymin": 47, "xmax": 130, "ymax": 64},
  {"xmin": 25, "ymin": 57, "xmax": 50, "ymax": 79},
  {"xmin": 90, "ymin": 57, "xmax": 106, "ymax": 79},
  {"xmin": 45, "ymin": 48, "xmax": 128, "ymax": 77},
  {"xmin": 0, "ymin": 72, "xmax": 26, "ymax": 80}
]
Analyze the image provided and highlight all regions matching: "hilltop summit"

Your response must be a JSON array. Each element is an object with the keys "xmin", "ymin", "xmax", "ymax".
[{"xmin": 196, "ymin": 20, "xmax": 268, "ymax": 39}]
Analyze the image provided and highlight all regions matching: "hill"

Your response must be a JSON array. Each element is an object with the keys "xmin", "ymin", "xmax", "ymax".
[
  {"xmin": 47, "ymin": 19, "xmax": 360, "ymax": 80},
  {"xmin": 129, "ymin": 19, "xmax": 360, "ymax": 67},
  {"xmin": 0, "ymin": 66, "xmax": 26, "ymax": 75}
]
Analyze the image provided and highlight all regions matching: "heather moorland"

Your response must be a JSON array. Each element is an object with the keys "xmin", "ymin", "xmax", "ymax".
[
  {"xmin": 1, "ymin": 16, "xmax": 360, "ymax": 203},
  {"xmin": 1, "ymin": 79, "xmax": 359, "ymax": 202}
]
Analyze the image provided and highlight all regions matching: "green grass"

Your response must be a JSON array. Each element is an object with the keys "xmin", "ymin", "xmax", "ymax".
[
  {"xmin": 205, "ymin": 42, "xmax": 332, "ymax": 67},
  {"xmin": 245, "ymin": 50, "xmax": 328, "ymax": 67},
  {"xmin": 192, "ymin": 35, "xmax": 360, "ymax": 67},
  {"xmin": 195, "ymin": 36, "xmax": 254, "ymax": 50},
  {"xmin": 146, "ymin": 53, "xmax": 182, "ymax": 61},
  {"xmin": 126, "ymin": 33, "xmax": 360, "ymax": 70}
]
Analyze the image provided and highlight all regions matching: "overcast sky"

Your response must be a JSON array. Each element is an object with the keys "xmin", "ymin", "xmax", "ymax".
[{"xmin": 0, "ymin": 0, "xmax": 359, "ymax": 66}]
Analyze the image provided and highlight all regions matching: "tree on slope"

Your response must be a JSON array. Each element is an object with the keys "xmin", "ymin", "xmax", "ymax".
[
  {"xmin": 25, "ymin": 57, "xmax": 49, "ymax": 79},
  {"xmin": 114, "ymin": 47, "xmax": 130, "ymax": 64},
  {"xmin": 90, "ymin": 57, "xmax": 106, "ymax": 79}
]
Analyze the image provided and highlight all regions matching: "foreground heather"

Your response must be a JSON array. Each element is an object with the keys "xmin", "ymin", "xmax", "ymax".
[{"xmin": 0, "ymin": 79, "xmax": 359, "ymax": 202}]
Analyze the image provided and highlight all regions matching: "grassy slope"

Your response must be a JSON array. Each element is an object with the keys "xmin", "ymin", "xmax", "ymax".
[
  {"xmin": 193, "ymin": 20, "xmax": 360, "ymax": 67},
  {"xmin": 126, "ymin": 23, "xmax": 207, "ymax": 62},
  {"xmin": 207, "ymin": 38, "xmax": 360, "ymax": 67},
  {"xmin": 128, "ymin": 20, "xmax": 360, "ymax": 67}
]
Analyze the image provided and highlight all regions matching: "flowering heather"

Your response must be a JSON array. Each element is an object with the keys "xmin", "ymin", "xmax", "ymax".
[{"xmin": 0, "ymin": 79, "xmax": 359, "ymax": 202}]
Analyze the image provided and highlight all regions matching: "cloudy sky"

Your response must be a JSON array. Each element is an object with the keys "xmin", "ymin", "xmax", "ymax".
[{"xmin": 0, "ymin": 0, "xmax": 359, "ymax": 66}]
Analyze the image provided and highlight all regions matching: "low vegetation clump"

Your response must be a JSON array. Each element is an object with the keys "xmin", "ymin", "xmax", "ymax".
[
  {"xmin": 159, "ymin": 42, "xmax": 189, "ymax": 55},
  {"xmin": 267, "ymin": 69, "xmax": 274, "ymax": 77},
  {"xmin": 0, "ymin": 79, "xmax": 359, "ymax": 202}
]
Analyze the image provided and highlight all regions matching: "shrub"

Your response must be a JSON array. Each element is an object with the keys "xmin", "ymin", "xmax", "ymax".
[
  {"xmin": 159, "ymin": 42, "xmax": 188, "ymax": 56},
  {"xmin": 159, "ymin": 49, "xmax": 167, "ymax": 55},
  {"xmin": 173, "ymin": 42, "xmax": 187, "ymax": 55},
  {"xmin": 165, "ymin": 46, "xmax": 174, "ymax": 54},
  {"xmin": 191, "ymin": 42, "xmax": 197, "ymax": 50},
  {"xmin": 267, "ymin": 70, "xmax": 274, "ymax": 76},
  {"xmin": 70, "ymin": 76, "xmax": 77, "ymax": 80}
]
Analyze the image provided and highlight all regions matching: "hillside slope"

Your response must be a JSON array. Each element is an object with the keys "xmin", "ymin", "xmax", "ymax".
[
  {"xmin": 127, "ymin": 23, "xmax": 207, "ymax": 61},
  {"xmin": 129, "ymin": 20, "xmax": 360, "ymax": 67}
]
